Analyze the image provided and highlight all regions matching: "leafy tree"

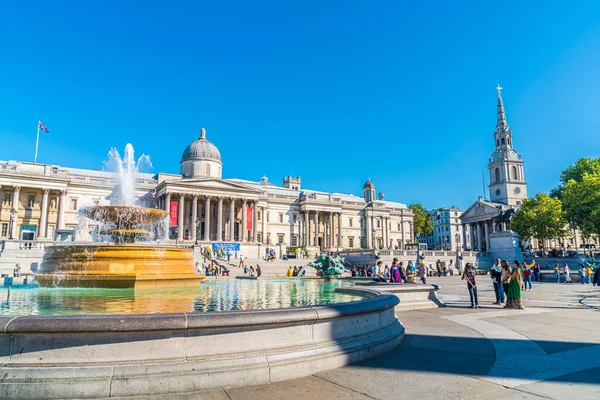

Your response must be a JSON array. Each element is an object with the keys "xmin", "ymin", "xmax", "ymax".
[
  {"xmin": 511, "ymin": 193, "xmax": 567, "ymax": 247},
  {"xmin": 408, "ymin": 203, "xmax": 433, "ymax": 240},
  {"xmin": 550, "ymin": 157, "xmax": 600, "ymax": 199},
  {"xmin": 562, "ymin": 172, "xmax": 600, "ymax": 238}
]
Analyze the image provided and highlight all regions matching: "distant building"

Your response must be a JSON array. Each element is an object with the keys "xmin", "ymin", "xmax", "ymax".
[{"xmin": 419, "ymin": 207, "xmax": 471, "ymax": 250}]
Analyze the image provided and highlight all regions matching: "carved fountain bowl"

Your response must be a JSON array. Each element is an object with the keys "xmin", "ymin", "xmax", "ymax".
[{"xmin": 80, "ymin": 206, "xmax": 169, "ymax": 227}]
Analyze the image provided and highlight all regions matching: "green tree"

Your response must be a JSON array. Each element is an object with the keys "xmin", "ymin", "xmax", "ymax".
[
  {"xmin": 550, "ymin": 157, "xmax": 600, "ymax": 199},
  {"xmin": 562, "ymin": 172, "xmax": 600, "ymax": 238},
  {"xmin": 511, "ymin": 193, "xmax": 567, "ymax": 247},
  {"xmin": 408, "ymin": 203, "xmax": 433, "ymax": 240}
]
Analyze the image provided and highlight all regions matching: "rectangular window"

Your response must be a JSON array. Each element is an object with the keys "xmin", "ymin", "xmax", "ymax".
[
  {"xmin": 1, "ymin": 223, "xmax": 7, "ymax": 237},
  {"xmin": 291, "ymin": 234, "xmax": 298, "ymax": 246},
  {"xmin": 377, "ymin": 219, "xmax": 380, "ymax": 228},
  {"xmin": 349, "ymin": 237, "xmax": 354, "ymax": 248},
  {"xmin": 27, "ymin": 196, "xmax": 35, "ymax": 208},
  {"xmin": 4, "ymin": 194, "xmax": 11, "ymax": 205},
  {"xmin": 48, "ymin": 225, "xmax": 55, "ymax": 238},
  {"xmin": 349, "ymin": 218, "xmax": 353, "ymax": 227},
  {"xmin": 257, "ymin": 211, "xmax": 262, "ymax": 221},
  {"xmin": 279, "ymin": 213, "xmax": 283, "ymax": 223},
  {"xmin": 397, "ymin": 223, "xmax": 401, "ymax": 231},
  {"xmin": 266, "ymin": 212, "xmax": 270, "ymax": 222},
  {"xmin": 257, "ymin": 233, "xmax": 262, "ymax": 243},
  {"xmin": 278, "ymin": 234, "xmax": 284, "ymax": 244},
  {"xmin": 70, "ymin": 199, "xmax": 78, "ymax": 211},
  {"xmin": 293, "ymin": 214, "xmax": 297, "ymax": 224}
]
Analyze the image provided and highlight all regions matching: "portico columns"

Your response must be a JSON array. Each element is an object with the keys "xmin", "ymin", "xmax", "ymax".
[
  {"xmin": 163, "ymin": 193, "xmax": 171, "ymax": 240},
  {"xmin": 191, "ymin": 195, "xmax": 198, "ymax": 242},
  {"xmin": 469, "ymin": 223, "xmax": 475, "ymax": 250},
  {"xmin": 204, "ymin": 196, "xmax": 211, "ymax": 241},
  {"xmin": 484, "ymin": 221, "xmax": 490, "ymax": 251},
  {"xmin": 337, "ymin": 213, "xmax": 342, "ymax": 248},
  {"xmin": 328, "ymin": 212, "xmax": 333, "ymax": 248},
  {"xmin": 229, "ymin": 198, "xmax": 235, "ymax": 241},
  {"xmin": 401, "ymin": 215, "xmax": 405, "ymax": 249},
  {"xmin": 304, "ymin": 211, "xmax": 309, "ymax": 247},
  {"xmin": 371, "ymin": 215, "xmax": 375, "ymax": 248},
  {"xmin": 217, "ymin": 197, "xmax": 223, "ymax": 241},
  {"xmin": 476, "ymin": 223, "xmax": 482, "ymax": 252},
  {"xmin": 262, "ymin": 206, "xmax": 267, "ymax": 244},
  {"xmin": 313, "ymin": 211, "xmax": 318, "ymax": 247},
  {"xmin": 365, "ymin": 213, "xmax": 371, "ymax": 249},
  {"xmin": 177, "ymin": 194, "xmax": 186, "ymax": 241},
  {"xmin": 241, "ymin": 199, "xmax": 247, "ymax": 242},
  {"xmin": 38, "ymin": 189, "xmax": 50, "ymax": 239},
  {"xmin": 252, "ymin": 202, "xmax": 257, "ymax": 242},
  {"xmin": 462, "ymin": 224, "xmax": 468, "ymax": 251},
  {"xmin": 57, "ymin": 189, "xmax": 66, "ymax": 230}
]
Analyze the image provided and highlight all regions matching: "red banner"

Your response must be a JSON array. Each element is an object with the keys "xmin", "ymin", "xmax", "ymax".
[
  {"xmin": 247, "ymin": 206, "xmax": 253, "ymax": 231},
  {"xmin": 170, "ymin": 200, "xmax": 178, "ymax": 227}
]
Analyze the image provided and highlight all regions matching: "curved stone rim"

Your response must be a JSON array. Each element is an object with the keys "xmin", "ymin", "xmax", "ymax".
[{"xmin": 0, "ymin": 287, "xmax": 398, "ymax": 333}]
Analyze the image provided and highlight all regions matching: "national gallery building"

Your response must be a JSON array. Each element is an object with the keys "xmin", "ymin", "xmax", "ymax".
[{"xmin": 0, "ymin": 127, "xmax": 415, "ymax": 255}]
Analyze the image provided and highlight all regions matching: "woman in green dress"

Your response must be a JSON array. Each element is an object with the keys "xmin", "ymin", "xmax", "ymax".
[{"xmin": 506, "ymin": 260, "xmax": 524, "ymax": 309}]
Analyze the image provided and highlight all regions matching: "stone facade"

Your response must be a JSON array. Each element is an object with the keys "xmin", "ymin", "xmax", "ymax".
[
  {"xmin": 0, "ymin": 128, "xmax": 414, "ymax": 264},
  {"xmin": 420, "ymin": 207, "xmax": 471, "ymax": 250}
]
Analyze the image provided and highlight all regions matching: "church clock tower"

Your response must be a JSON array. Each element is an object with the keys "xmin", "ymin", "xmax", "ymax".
[{"xmin": 488, "ymin": 85, "xmax": 527, "ymax": 206}]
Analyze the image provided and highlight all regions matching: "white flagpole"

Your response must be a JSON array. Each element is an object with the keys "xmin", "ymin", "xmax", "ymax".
[{"xmin": 34, "ymin": 121, "xmax": 40, "ymax": 163}]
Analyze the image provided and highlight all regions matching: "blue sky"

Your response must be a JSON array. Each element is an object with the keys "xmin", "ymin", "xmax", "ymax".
[{"xmin": 1, "ymin": 1, "xmax": 599, "ymax": 209}]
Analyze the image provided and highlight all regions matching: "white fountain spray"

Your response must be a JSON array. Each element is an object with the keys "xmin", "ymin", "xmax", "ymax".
[{"xmin": 104, "ymin": 144, "xmax": 152, "ymax": 206}]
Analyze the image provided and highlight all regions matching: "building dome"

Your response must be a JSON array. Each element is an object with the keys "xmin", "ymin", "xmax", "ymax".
[
  {"xmin": 181, "ymin": 127, "xmax": 222, "ymax": 164},
  {"xmin": 363, "ymin": 178, "xmax": 375, "ymax": 190}
]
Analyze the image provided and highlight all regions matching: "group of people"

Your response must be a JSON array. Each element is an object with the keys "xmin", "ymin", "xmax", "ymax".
[
  {"xmin": 466, "ymin": 259, "xmax": 526, "ymax": 309},
  {"xmin": 243, "ymin": 264, "xmax": 261, "ymax": 277},
  {"xmin": 286, "ymin": 266, "xmax": 306, "ymax": 277},
  {"xmin": 262, "ymin": 247, "xmax": 278, "ymax": 262},
  {"xmin": 350, "ymin": 259, "xmax": 428, "ymax": 284}
]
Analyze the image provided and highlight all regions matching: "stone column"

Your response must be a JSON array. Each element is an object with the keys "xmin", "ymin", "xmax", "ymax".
[
  {"xmin": 484, "ymin": 221, "xmax": 490, "ymax": 251},
  {"xmin": 241, "ymin": 199, "xmax": 247, "ymax": 242},
  {"xmin": 38, "ymin": 188, "xmax": 50, "ymax": 239},
  {"xmin": 328, "ymin": 212, "xmax": 333, "ymax": 248},
  {"xmin": 401, "ymin": 214, "xmax": 405, "ymax": 249},
  {"xmin": 313, "ymin": 211, "xmax": 319, "ymax": 247},
  {"xmin": 252, "ymin": 202, "xmax": 257, "ymax": 242},
  {"xmin": 262, "ymin": 206, "xmax": 267, "ymax": 244},
  {"xmin": 216, "ymin": 197, "xmax": 223, "ymax": 241},
  {"xmin": 177, "ymin": 194, "xmax": 186, "ymax": 241},
  {"xmin": 204, "ymin": 196, "xmax": 211, "ymax": 241},
  {"xmin": 337, "ymin": 213, "xmax": 342, "ymax": 248},
  {"xmin": 476, "ymin": 223, "xmax": 482, "ymax": 252},
  {"xmin": 191, "ymin": 195, "xmax": 198, "ymax": 242},
  {"xmin": 469, "ymin": 224, "xmax": 475, "ymax": 251},
  {"xmin": 229, "ymin": 198, "xmax": 235, "ymax": 241},
  {"xmin": 365, "ymin": 213, "xmax": 371, "ymax": 249},
  {"xmin": 462, "ymin": 224, "xmax": 468, "ymax": 251},
  {"xmin": 163, "ymin": 193, "xmax": 171, "ymax": 240},
  {"xmin": 57, "ymin": 188, "xmax": 66, "ymax": 230},
  {"xmin": 304, "ymin": 210, "xmax": 310, "ymax": 247},
  {"xmin": 371, "ymin": 215, "xmax": 375, "ymax": 248}
]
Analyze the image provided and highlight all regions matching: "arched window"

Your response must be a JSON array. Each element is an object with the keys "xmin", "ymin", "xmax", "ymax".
[
  {"xmin": 508, "ymin": 137, "xmax": 511, "ymax": 146},
  {"xmin": 501, "ymin": 138, "xmax": 505, "ymax": 145},
  {"xmin": 495, "ymin": 167, "xmax": 500, "ymax": 182},
  {"xmin": 455, "ymin": 233, "xmax": 461, "ymax": 243},
  {"xmin": 512, "ymin": 166, "xmax": 518, "ymax": 180}
]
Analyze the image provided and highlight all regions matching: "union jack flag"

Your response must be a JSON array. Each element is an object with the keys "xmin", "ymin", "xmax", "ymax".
[{"xmin": 38, "ymin": 121, "xmax": 49, "ymax": 134}]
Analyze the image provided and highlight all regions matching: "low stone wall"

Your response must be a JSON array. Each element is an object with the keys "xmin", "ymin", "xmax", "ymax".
[
  {"xmin": 354, "ymin": 282, "xmax": 445, "ymax": 310},
  {"xmin": 0, "ymin": 287, "xmax": 404, "ymax": 399}
]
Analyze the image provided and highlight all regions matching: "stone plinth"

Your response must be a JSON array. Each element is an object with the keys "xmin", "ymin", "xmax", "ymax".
[
  {"xmin": 354, "ymin": 282, "xmax": 445, "ymax": 310},
  {"xmin": 489, "ymin": 231, "xmax": 523, "ymax": 262}
]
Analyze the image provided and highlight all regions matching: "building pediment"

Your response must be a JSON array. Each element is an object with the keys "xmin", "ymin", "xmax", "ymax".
[
  {"xmin": 461, "ymin": 200, "xmax": 508, "ymax": 222},
  {"xmin": 158, "ymin": 178, "xmax": 262, "ymax": 197}
]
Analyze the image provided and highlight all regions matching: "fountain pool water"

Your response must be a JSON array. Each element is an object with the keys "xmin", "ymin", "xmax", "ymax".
[{"xmin": 0, "ymin": 279, "xmax": 364, "ymax": 315}]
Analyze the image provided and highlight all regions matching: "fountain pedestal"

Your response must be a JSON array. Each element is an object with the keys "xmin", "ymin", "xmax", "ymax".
[{"xmin": 36, "ymin": 206, "xmax": 204, "ymax": 288}]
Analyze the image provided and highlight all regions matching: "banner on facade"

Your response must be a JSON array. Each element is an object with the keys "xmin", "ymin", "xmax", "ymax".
[
  {"xmin": 212, "ymin": 242, "xmax": 240, "ymax": 252},
  {"xmin": 247, "ymin": 205, "xmax": 253, "ymax": 231},
  {"xmin": 169, "ymin": 200, "xmax": 178, "ymax": 227}
]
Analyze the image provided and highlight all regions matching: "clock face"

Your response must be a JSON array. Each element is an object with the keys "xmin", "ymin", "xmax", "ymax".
[
  {"xmin": 496, "ymin": 189, "xmax": 501, "ymax": 196},
  {"xmin": 509, "ymin": 151, "xmax": 517, "ymax": 159},
  {"xmin": 514, "ymin": 187, "xmax": 521, "ymax": 194}
]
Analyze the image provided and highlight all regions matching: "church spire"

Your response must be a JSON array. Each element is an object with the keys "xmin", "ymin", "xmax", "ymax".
[{"xmin": 495, "ymin": 84, "xmax": 510, "ymax": 133}]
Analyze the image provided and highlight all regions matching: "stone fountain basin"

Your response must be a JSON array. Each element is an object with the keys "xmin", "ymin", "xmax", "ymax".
[
  {"xmin": 0, "ymin": 287, "xmax": 403, "ymax": 399},
  {"xmin": 80, "ymin": 205, "xmax": 168, "ymax": 226}
]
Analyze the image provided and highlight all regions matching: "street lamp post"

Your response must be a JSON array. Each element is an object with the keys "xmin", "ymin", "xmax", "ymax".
[{"xmin": 9, "ymin": 208, "xmax": 17, "ymax": 240}]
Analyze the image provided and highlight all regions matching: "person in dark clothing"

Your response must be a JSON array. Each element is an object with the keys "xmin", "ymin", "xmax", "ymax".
[
  {"xmin": 593, "ymin": 267, "xmax": 600, "ymax": 287},
  {"xmin": 490, "ymin": 258, "xmax": 505, "ymax": 305}
]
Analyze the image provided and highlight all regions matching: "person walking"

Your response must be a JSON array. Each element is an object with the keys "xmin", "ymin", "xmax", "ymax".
[
  {"xmin": 563, "ymin": 263, "xmax": 572, "ymax": 283},
  {"xmin": 490, "ymin": 258, "xmax": 505, "ymax": 305},
  {"xmin": 436, "ymin": 260, "xmax": 442, "ymax": 277},
  {"xmin": 553, "ymin": 263, "xmax": 561, "ymax": 283},
  {"xmin": 579, "ymin": 264, "xmax": 586, "ymax": 284},
  {"xmin": 238, "ymin": 254, "xmax": 245, "ymax": 268},
  {"xmin": 418, "ymin": 262, "xmax": 427, "ymax": 284},
  {"xmin": 522, "ymin": 262, "xmax": 533, "ymax": 291},
  {"xmin": 256, "ymin": 264, "xmax": 262, "ymax": 277},
  {"xmin": 586, "ymin": 265, "xmax": 594, "ymax": 284},
  {"xmin": 462, "ymin": 263, "xmax": 479, "ymax": 308},
  {"xmin": 506, "ymin": 260, "xmax": 524, "ymax": 309}
]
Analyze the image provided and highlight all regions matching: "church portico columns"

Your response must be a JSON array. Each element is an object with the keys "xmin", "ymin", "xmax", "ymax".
[
  {"xmin": 484, "ymin": 221, "xmax": 490, "ymax": 251},
  {"xmin": 476, "ymin": 223, "xmax": 483, "ymax": 252},
  {"xmin": 462, "ymin": 223, "xmax": 468, "ymax": 251}
]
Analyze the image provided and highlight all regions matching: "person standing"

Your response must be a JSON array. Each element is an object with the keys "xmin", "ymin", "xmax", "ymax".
[
  {"xmin": 436, "ymin": 260, "xmax": 442, "ymax": 277},
  {"xmin": 490, "ymin": 259, "xmax": 504, "ymax": 305},
  {"xmin": 579, "ymin": 264, "xmax": 586, "ymax": 284},
  {"xmin": 506, "ymin": 261, "xmax": 524, "ymax": 309},
  {"xmin": 522, "ymin": 262, "xmax": 532, "ymax": 291},
  {"xmin": 586, "ymin": 265, "xmax": 594, "ymax": 284},
  {"xmin": 593, "ymin": 266, "xmax": 599, "ymax": 287},
  {"xmin": 238, "ymin": 254, "xmax": 245, "ymax": 268},
  {"xmin": 256, "ymin": 264, "xmax": 262, "ymax": 277},
  {"xmin": 563, "ymin": 263, "xmax": 572, "ymax": 283},
  {"xmin": 553, "ymin": 263, "xmax": 561, "ymax": 283},
  {"xmin": 462, "ymin": 263, "xmax": 479, "ymax": 308},
  {"xmin": 501, "ymin": 260, "xmax": 511, "ymax": 303}
]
